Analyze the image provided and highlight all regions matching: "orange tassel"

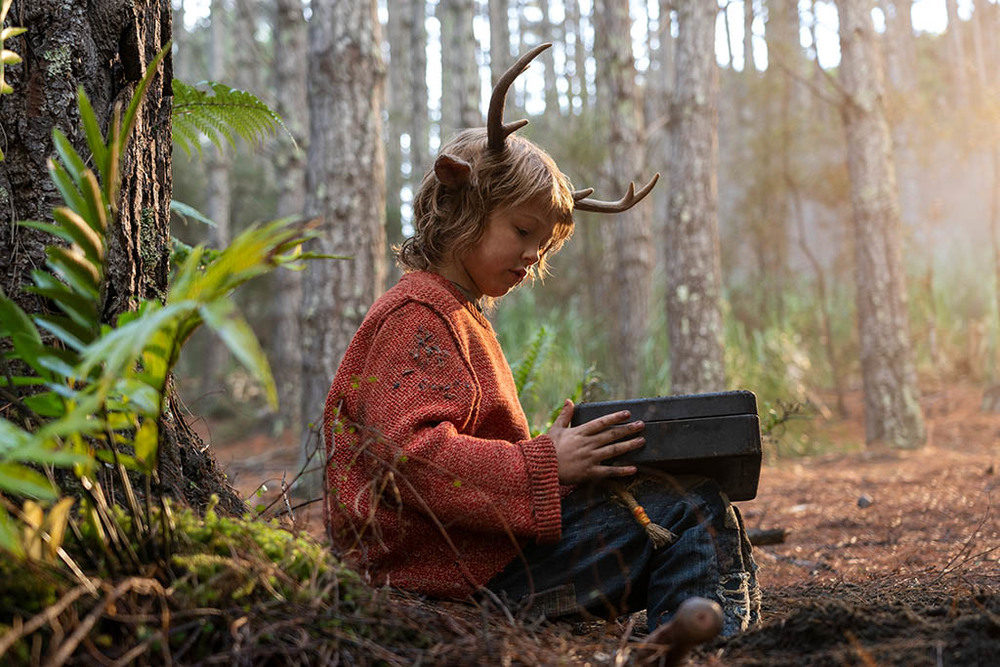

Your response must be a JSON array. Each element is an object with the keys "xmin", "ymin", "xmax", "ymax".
[{"xmin": 610, "ymin": 481, "xmax": 678, "ymax": 549}]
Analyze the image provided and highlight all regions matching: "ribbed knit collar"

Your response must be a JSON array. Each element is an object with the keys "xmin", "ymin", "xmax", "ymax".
[{"xmin": 401, "ymin": 271, "xmax": 494, "ymax": 331}]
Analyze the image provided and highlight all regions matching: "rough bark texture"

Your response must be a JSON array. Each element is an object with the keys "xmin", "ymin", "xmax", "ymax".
[
  {"xmin": 593, "ymin": 0, "xmax": 652, "ymax": 397},
  {"xmin": 437, "ymin": 0, "xmax": 480, "ymax": 137},
  {"xmin": 269, "ymin": 0, "xmax": 308, "ymax": 437},
  {"xmin": 302, "ymin": 0, "xmax": 387, "ymax": 488},
  {"xmin": 836, "ymin": 0, "xmax": 925, "ymax": 448},
  {"xmin": 0, "ymin": 0, "xmax": 243, "ymax": 514},
  {"xmin": 0, "ymin": 0, "xmax": 173, "ymax": 319},
  {"xmin": 665, "ymin": 0, "xmax": 726, "ymax": 396}
]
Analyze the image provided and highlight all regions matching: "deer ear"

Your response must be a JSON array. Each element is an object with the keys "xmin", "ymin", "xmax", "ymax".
[{"xmin": 434, "ymin": 154, "xmax": 472, "ymax": 189}]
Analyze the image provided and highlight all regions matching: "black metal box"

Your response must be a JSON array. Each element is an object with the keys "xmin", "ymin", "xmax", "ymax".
[{"xmin": 571, "ymin": 390, "xmax": 762, "ymax": 501}]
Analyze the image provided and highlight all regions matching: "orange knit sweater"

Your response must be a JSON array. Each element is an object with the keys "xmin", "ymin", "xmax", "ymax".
[{"xmin": 323, "ymin": 271, "xmax": 565, "ymax": 597}]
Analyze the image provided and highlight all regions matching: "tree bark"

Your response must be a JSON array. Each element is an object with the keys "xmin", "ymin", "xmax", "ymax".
[
  {"xmin": 269, "ymin": 0, "xmax": 309, "ymax": 438},
  {"xmin": 302, "ymin": 0, "xmax": 387, "ymax": 490},
  {"xmin": 666, "ymin": 0, "xmax": 726, "ymax": 396},
  {"xmin": 0, "ymin": 0, "xmax": 243, "ymax": 513},
  {"xmin": 593, "ymin": 0, "xmax": 653, "ymax": 397},
  {"xmin": 437, "ymin": 0, "xmax": 480, "ymax": 137},
  {"xmin": 836, "ymin": 0, "xmax": 925, "ymax": 448}
]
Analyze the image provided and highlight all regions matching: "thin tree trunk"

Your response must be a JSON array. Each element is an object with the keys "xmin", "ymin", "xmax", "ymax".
[
  {"xmin": 489, "ymin": 0, "xmax": 511, "ymax": 85},
  {"xmin": 437, "ymin": 0, "xmax": 480, "ymax": 137},
  {"xmin": 302, "ymin": 0, "xmax": 387, "ymax": 492},
  {"xmin": 204, "ymin": 0, "xmax": 232, "ymax": 390},
  {"xmin": 836, "ymin": 0, "xmax": 925, "ymax": 448},
  {"xmin": 543, "ymin": 0, "xmax": 560, "ymax": 114},
  {"xmin": 271, "ymin": 0, "xmax": 309, "ymax": 439},
  {"xmin": 945, "ymin": 0, "xmax": 969, "ymax": 107},
  {"xmin": 386, "ymin": 0, "xmax": 409, "ymax": 265},
  {"xmin": 409, "ymin": 0, "xmax": 430, "ymax": 186},
  {"xmin": 743, "ymin": 0, "xmax": 754, "ymax": 73},
  {"xmin": 593, "ymin": 0, "xmax": 653, "ymax": 397},
  {"xmin": 666, "ymin": 0, "xmax": 726, "ymax": 395},
  {"xmin": 573, "ymin": 0, "xmax": 590, "ymax": 110}
]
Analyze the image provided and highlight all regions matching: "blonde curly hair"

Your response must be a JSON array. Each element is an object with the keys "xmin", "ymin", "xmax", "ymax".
[{"xmin": 396, "ymin": 128, "xmax": 575, "ymax": 283}]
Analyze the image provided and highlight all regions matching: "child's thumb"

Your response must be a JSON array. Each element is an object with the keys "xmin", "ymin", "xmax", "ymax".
[{"xmin": 554, "ymin": 399, "xmax": 574, "ymax": 427}]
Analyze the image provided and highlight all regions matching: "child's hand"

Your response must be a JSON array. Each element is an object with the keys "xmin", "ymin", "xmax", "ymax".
[{"xmin": 547, "ymin": 399, "xmax": 645, "ymax": 485}]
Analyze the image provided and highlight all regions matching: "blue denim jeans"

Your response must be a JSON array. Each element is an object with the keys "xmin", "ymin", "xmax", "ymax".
[{"xmin": 487, "ymin": 474, "xmax": 760, "ymax": 636}]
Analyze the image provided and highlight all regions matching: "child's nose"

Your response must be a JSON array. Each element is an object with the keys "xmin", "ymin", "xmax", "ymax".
[{"xmin": 523, "ymin": 245, "xmax": 540, "ymax": 265}]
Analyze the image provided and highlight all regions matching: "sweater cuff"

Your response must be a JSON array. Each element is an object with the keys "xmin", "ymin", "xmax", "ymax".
[{"xmin": 520, "ymin": 434, "xmax": 563, "ymax": 543}]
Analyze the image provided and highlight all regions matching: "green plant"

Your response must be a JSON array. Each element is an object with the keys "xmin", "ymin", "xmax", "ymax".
[
  {"xmin": 171, "ymin": 79, "xmax": 295, "ymax": 158},
  {"xmin": 0, "ymin": 44, "xmax": 319, "ymax": 561}
]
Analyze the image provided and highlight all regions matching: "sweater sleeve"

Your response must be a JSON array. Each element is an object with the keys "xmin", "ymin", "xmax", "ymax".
[{"xmin": 339, "ymin": 301, "xmax": 562, "ymax": 543}]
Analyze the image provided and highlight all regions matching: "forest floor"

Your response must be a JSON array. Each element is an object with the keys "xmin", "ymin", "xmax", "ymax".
[{"xmin": 196, "ymin": 380, "xmax": 999, "ymax": 665}]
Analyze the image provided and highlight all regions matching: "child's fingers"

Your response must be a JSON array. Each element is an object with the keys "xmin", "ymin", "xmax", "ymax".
[
  {"xmin": 552, "ymin": 398, "xmax": 574, "ymax": 428},
  {"xmin": 597, "ymin": 435, "xmax": 645, "ymax": 461},
  {"xmin": 591, "ymin": 419, "xmax": 644, "ymax": 445},
  {"xmin": 578, "ymin": 410, "xmax": 633, "ymax": 435},
  {"xmin": 596, "ymin": 463, "xmax": 638, "ymax": 478}
]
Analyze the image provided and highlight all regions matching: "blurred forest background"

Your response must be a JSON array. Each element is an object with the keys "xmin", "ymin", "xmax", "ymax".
[{"xmin": 168, "ymin": 0, "xmax": 999, "ymax": 462}]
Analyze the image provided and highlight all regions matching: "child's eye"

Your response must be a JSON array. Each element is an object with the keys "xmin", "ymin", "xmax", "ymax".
[{"xmin": 516, "ymin": 228, "xmax": 529, "ymax": 237}]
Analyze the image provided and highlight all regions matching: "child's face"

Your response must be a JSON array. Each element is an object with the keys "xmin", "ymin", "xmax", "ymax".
[{"xmin": 444, "ymin": 197, "xmax": 557, "ymax": 300}]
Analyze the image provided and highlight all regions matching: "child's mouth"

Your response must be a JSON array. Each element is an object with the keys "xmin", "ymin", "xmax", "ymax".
[{"xmin": 511, "ymin": 269, "xmax": 527, "ymax": 282}]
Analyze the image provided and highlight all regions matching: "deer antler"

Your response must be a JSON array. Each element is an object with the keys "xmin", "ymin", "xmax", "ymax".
[
  {"xmin": 487, "ymin": 43, "xmax": 552, "ymax": 151},
  {"xmin": 487, "ymin": 43, "xmax": 661, "ymax": 213},
  {"xmin": 573, "ymin": 173, "xmax": 660, "ymax": 213}
]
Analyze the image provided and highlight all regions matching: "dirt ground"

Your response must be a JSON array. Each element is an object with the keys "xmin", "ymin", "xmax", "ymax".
[{"xmin": 196, "ymin": 381, "xmax": 999, "ymax": 665}]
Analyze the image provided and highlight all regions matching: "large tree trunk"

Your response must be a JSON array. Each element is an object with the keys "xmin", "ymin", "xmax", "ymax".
[
  {"xmin": 665, "ymin": 0, "xmax": 726, "ymax": 395},
  {"xmin": 593, "ymin": 0, "xmax": 653, "ymax": 397},
  {"xmin": 269, "ymin": 0, "xmax": 309, "ymax": 439},
  {"xmin": 301, "ymin": 0, "xmax": 387, "ymax": 492},
  {"xmin": 437, "ymin": 0, "xmax": 480, "ymax": 137},
  {"xmin": 836, "ymin": 0, "xmax": 925, "ymax": 448},
  {"xmin": 0, "ymin": 0, "xmax": 243, "ymax": 513}
]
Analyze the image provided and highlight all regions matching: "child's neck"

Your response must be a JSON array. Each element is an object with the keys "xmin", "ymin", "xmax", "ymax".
[{"xmin": 434, "ymin": 262, "xmax": 483, "ymax": 302}]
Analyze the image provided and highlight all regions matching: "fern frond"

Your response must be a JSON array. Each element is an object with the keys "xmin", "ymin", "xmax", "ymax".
[
  {"xmin": 512, "ymin": 326, "xmax": 553, "ymax": 399},
  {"xmin": 171, "ymin": 80, "xmax": 294, "ymax": 158}
]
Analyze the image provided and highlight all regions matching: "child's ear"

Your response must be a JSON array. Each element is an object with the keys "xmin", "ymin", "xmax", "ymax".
[{"xmin": 434, "ymin": 154, "xmax": 472, "ymax": 189}]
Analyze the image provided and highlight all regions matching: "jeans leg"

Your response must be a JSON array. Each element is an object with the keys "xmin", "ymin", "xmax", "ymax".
[
  {"xmin": 487, "ymin": 476, "xmax": 760, "ymax": 637},
  {"xmin": 487, "ymin": 481, "xmax": 653, "ymax": 622},
  {"xmin": 639, "ymin": 475, "xmax": 760, "ymax": 636}
]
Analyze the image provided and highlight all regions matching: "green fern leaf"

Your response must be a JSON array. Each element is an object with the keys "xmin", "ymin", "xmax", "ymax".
[
  {"xmin": 512, "ymin": 327, "xmax": 552, "ymax": 399},
  {"xmin": 172, "ymin": 79, "xmax": 294, "ymax": 158}
]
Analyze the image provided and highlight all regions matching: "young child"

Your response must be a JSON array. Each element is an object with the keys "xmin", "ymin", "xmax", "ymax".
[{"xmin": 323, "ymin": 45, "xmax": 759, "ymax": 640}]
